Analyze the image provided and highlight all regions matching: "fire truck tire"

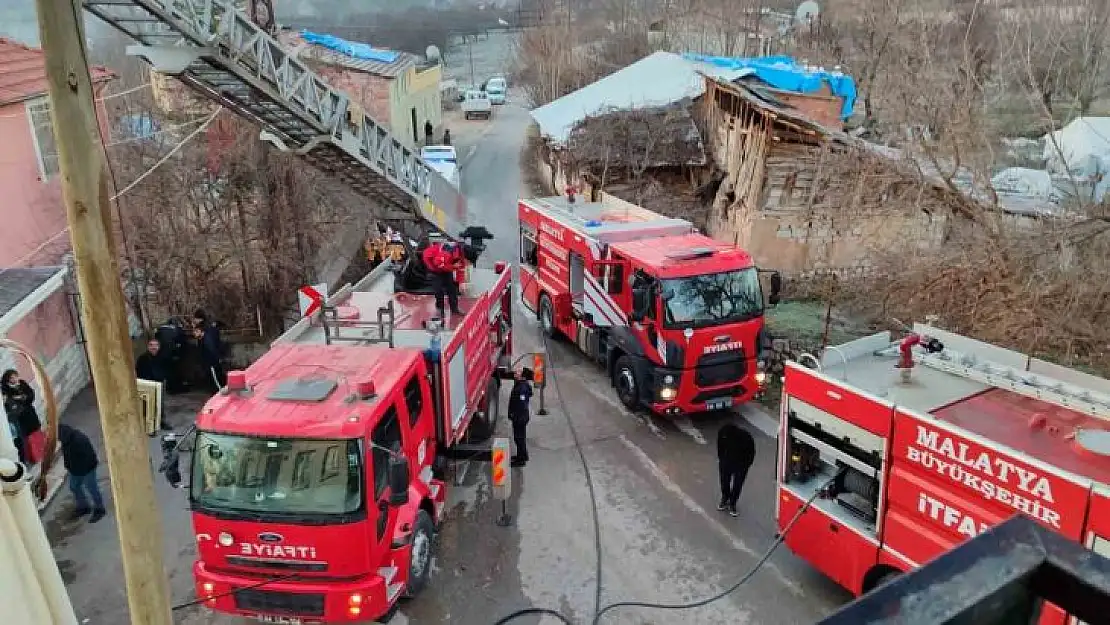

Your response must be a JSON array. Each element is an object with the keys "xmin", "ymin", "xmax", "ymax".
[
  {"xmin": 613, "ymin": 355, "xmax": 640, "ymax": 410},
  {"xmin": 468, "ymin": 381, "xmax": 501, "ymax": 441},
  {"xmin": 539, "ymin": 293, "xmax": 556, "ymax": 338},
  {"xmin": 403, "ymin": 510, "xmax": 436, "ymax": 599},
  {"xmin": 864, "ymin": 567, "xmax": 902, "ymax": 593}
]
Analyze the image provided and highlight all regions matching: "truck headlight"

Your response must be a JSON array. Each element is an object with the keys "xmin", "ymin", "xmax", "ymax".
[
  {"xmin": 659, "ymin": 386, "xmax": 677, "ymax": 401},
  {"xmin": 663, "ymin": 374, "xmax": 675, "ymax": 385},
  {"xmin": 755, "ymin": 371, "xmax": 767, "ymax": 386}
]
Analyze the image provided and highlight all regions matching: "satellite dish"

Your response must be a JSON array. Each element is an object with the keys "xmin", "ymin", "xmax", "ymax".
[
  {"xmin": 425, "ymin": 45, "xmax": 442, "ymax": 63},
  {"xmin": 795, "ymin": 0, "xmax": 820, "ymax": 23}
]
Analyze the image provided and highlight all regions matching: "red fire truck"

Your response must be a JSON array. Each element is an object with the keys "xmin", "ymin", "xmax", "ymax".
[
  {"xmin": 181, "ymin": 257, "xmax": 513, "ymax": 623},
  {"xmin": 777, "ymin": 323, "xmax": 1110, "ymax": 624},
  {"xmin": 518, "ymin": 193, "xmax": 780, "ymax": 416}
]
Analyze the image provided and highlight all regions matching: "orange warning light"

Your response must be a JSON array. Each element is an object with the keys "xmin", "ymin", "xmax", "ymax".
[
  {"xmin": 533, "ymin": 353, "xmax": 546, "ymax": 385},
  {"xmin": 492, "ymin": 448, "xmax": 508, "ymax": 486}
]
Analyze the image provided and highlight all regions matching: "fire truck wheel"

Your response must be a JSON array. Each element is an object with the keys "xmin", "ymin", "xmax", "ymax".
[
  {"xmin": 539, "ymin": 293, "xmax": 556, "ymax": 338},
  {"xmin": 469, "ymin": 381, "xmax": 501, "ymax": 441},
  {"xmin": 404, "ymin": 510, "xmax": 436, "ymax": 598},
  {"xmin": 613, "ymin": 356, "xmax": 640, "ymax": 410}
]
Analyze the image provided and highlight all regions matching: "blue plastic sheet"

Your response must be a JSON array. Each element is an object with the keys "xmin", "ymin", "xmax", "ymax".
[
  {"xmin": 300, "ymin": 30, "xmax": 400, "ymax": 64},
  {"xmin": 684, "ymin": 54, "xmax": 857, "ymax": 120}
]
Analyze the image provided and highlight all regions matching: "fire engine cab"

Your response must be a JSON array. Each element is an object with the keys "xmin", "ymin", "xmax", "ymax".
[
  {"xmin": 778, "ymin": 323, "xmax": 1110, "ymax": 625},
  {"xmin": 518, "ymin": 193, "xmax": 780, "ymax": 416},
  {"xmin": 180, "ymin": 258, "xmax": 512, "ymax": 624}
]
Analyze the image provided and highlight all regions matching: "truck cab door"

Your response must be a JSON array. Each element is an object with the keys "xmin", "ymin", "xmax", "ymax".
[
  {"xmin": 583, "ymin": 259, "xmax": 625, "ymax": 327},
  {"xmin": 369, "ymin": 405, "xmax": 404, "ymax": 549}
]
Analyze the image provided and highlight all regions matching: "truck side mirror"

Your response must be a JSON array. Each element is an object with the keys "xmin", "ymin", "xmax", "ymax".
[
  {"xmin": 768, "ymin": 272, "xmax": 783, "ymax": 307},
  {"xmin": 388, "ymin": 456, "xmax": 410, "ymax": 505}
]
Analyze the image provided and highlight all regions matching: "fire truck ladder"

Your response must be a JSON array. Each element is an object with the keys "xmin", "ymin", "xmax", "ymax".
[
  {"xmin": 83, "ymin": 0, "xmax": 467, "ymax": 225},
  {"xmin": 900, "ymin": 347, "xmax": 1110, "ymax": 422}
]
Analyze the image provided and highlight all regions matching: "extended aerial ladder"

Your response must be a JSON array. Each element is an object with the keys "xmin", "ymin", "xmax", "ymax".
[{"xmin": 83, "ymin": 0, "xmax": 469, "ymax": 234}]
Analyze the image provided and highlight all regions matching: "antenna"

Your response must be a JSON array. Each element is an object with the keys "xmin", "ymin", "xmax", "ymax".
[{"xmin": 795, "ymin": 0, "xmax": 820, "ymax": 24}]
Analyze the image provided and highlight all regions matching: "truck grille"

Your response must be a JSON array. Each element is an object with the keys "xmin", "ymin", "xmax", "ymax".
[
  {"xmin": 233, "ymin": 589, "xmax": 325, "ymax": 616},
  {"xmin": 695, "ymin": 351, "xmax": 746, "ymax": 387}
]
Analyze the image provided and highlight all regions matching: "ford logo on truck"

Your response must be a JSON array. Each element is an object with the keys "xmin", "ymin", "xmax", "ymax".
[{"xmin": 258, "ymin": 532, "xmax": 284, "ymax": 543}]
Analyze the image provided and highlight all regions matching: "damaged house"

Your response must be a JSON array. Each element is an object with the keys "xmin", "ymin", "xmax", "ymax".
[{"xmin": 701, "ymin": 75, "xmax": 1055, "ymax": 277}]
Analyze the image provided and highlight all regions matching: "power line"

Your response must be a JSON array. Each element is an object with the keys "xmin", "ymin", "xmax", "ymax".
[
  {"xmin": 110, "ymin": 107, "xmax": 222, "ymax": 202},
  {"xmin": 105, "ymin": 115, "xmax": 211, "ymax": 147}
]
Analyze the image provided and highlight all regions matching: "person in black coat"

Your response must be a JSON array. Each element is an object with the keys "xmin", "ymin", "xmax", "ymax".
[
  {"xmin": 192, "ymin": 309, "xmax": 226, "ymax": 391},
  {"xmin": 508, "ymin": 368, "xmax": 534, "ymax": 467},
  {"xmin": 57, "ymin": 424, "xmax": 107, "ymax": 523},
  {"xmin": 717, "ymin": 422, "xmax": 756, "ymax": 517},
  {"xmin": 135, "ymin": 338, "xmax": 171, "ymax": 432},
  {"xmin": 3, "ymin": 369, "xmax": 43, "ymax": 464}
]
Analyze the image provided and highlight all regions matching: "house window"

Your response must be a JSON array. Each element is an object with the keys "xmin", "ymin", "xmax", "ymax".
[{"xmin": 27, "ymin": 99, "xmax": 60, "ymax": 180}]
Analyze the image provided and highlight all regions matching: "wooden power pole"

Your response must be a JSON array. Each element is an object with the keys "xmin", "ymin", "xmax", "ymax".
[{"xmin": 36, "ymin": 2, "xmax": 174, "ymax": 624}]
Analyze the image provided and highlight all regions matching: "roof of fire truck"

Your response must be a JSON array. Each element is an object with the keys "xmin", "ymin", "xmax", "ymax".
[
  {"xmin": 196, "ymin": 342, "xmax": 423, "ymax": 438},
  {"xmin": 195, "ymin": 262, "xmax": 505, "ymax": 438},
  {"xmin": 813, "ymin": 323, "xmax": 1110, "ymax": 486},
  {"xmin": 521, "ymin": 195, "xmax": 754, "ymax": 276}
]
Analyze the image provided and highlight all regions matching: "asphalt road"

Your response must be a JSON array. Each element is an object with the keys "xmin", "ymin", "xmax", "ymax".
[{"xmin": 44, "ymin": 100, "xmax": 850, "ymax": 625}]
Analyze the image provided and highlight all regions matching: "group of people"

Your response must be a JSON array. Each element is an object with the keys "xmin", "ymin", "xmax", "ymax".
[
  {"xmin": 136, "ymin": 310, "xmax": 226, "ymax": 412},
  {"xmin": 2, "ymin": 370, "xmax": 106, "ymax": 523}
]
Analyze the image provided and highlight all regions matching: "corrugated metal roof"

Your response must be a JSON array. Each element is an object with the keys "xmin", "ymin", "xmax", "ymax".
[
  {"xmin": 0, "ymin": 266, "xmax": 64, "ymax": 319},
  {"xmin": 530, "ymin": 51, "xmax": 752, "ymax": 144},
  {"xmin": 0, "ymin": 37, "xmax": 114, "ymax": 106},
  {"xmin": 281, "ymin": 31, "xmax": 418, "ymax": 78}
]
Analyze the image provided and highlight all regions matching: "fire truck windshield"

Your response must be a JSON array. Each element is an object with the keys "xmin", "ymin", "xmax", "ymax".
[
  {"xmin": 661, "ymin": 267, "xmax": 763, "ymax": 328},
  {"xmin": 190, "ymin": 432, "xmax": 364, "ymax": 521}
]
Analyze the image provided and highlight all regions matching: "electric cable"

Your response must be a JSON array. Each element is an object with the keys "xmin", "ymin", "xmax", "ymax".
[
  {"xmin": 491, "ymin": 293, "xmax": 604, "ymax": 624},
  {"xmin": 590, "ymin": 471, "xmax": 837, "ymax": 624},
  {"xmin": 491, "ymin": 273, "xmax": 840, "ymax": 624},
  {"xmin": 170, "ymin": 572, "xmax": 300, "ymax": 611}
]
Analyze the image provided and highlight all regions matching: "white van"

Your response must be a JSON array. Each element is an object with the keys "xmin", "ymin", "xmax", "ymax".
[{"xmin": 486, "ymin": 77, "xmax": 507, "ymax": 104}]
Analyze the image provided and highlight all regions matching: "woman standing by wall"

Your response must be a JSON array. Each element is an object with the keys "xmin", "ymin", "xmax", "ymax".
[{"xmin": 3, "ymin": 369, "xmax": 44, "ymax": 465}]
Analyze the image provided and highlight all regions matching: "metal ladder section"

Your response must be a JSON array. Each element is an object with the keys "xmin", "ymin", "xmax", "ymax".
[
  {"xmin": 83, "ymin": 0, "xmax": 468, "ymax": 230},
  {"xmin": 914, "ymin": 348, "xmax": 1110, "ymax": 422}
]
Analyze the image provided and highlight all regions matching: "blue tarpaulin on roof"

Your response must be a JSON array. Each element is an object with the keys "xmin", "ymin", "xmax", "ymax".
[
  {"xmin": 300, "ymin": 30, "xmax": 400, "ymax": 64},
  {"xmin": 684, "ymin": 54, "xmax": 857, "ymax": 120}
]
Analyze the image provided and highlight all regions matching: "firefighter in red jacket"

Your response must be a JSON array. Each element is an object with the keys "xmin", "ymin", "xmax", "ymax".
[{"xmin": 422, "ymin": 241, "xmax": 464, "ymax": 315}]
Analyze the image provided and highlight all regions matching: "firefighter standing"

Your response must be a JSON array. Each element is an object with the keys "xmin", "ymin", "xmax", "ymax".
[
  {"xmin": 509, "ymin": 368, "xmax": 534, "ymax": 467},
  {"xmin": 421, "ymin": 240, "xmax": 464, "ymax": 315},
  {"xmin": 717, "ymin": 422, "xmax": 756, "ymax": 517}
]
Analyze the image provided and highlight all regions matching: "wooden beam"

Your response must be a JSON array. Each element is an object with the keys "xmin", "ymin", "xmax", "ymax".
[{"xmin": 35, "ymin": 1, "xmax": 173, "ymax": 624}]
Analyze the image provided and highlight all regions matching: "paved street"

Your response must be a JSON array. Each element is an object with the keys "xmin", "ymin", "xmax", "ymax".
[{"xmin": 44, "ymin": 85, "xmax": 849, "ymax": 625}]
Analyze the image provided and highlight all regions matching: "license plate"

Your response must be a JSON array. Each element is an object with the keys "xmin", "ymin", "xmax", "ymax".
[
  {"xmin": 706, "ymin": 398, "xmax": 733, "ymax": 411},
  {"xmin": 252, "ymin": 616, "xmax": 303, "ymax": 624}
]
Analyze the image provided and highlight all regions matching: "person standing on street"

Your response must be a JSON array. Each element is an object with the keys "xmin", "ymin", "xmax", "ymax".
[
  {"xmin": 508, "ymin": 368, "xmax": 534, "ymax": 467},
  {"xmin": 135, "ymin": 338, "xmax": 171, "ymax": 433},
  {"xmin": 193, "ymin": 309, "xmax": 226, "ymax": 391},
  {"xmin": 421, "ymin": 240, "xmax": 464, "ymax": 315},
  {"xmin": 424, "ymin": 119, "xmax": 434, "ymax": 145},
  {"xmin": 57, "ymin": 424, "xmax": 107, "ymax": 523},
  {"xmin": 717, "ymin": 422, "xmax": 756, "ymax": 517},
  {"xmin": 3, "ymin": 369, "xmax": 44, "ymax": 465}
]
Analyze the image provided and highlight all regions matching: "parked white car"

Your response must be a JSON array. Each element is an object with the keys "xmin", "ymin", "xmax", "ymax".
[
  {"xmin": 462, "ymin": 89, "xmax": 492, "ymax": 120},
  {"xmin": 421, "ymin": 145, "xmax": 460, "ymax": 189}
]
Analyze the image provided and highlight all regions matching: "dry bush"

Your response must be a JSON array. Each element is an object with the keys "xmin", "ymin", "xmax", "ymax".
[{"xmin": 109, "ymin": 114, "xmax": 369, "ymax": 336}]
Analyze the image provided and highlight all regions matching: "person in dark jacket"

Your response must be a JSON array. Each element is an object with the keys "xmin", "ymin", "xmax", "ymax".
[
  {"xmin": 424, "ymin": 119, "xmax": 434, "ymax": 145},
  {"xmin": 717, "ymin": 422, "xmax": 756, "ymax": 517},
  {"xmin": 135, "ymin": 338, "xmax": 171, "ymax": 432},
  {"xmin": 57, "ymin": 424, "xmax": 107, "ymax": 522},
  {"xmin": 192, "ymin": 309, "xmax": 226, "ymax": 390},
  {"xmin": 154, "ymin": 318, "xmax": 187, "ymax": 393},
  {"xmin": 3, "ymin": 369, "xmax": 43, "ymax": 464},
  {"xmin": 508, "ymin": 368, "xmax": 534, "ymax": 467}
]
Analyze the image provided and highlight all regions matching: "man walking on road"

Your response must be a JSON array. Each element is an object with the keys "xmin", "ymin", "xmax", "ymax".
[
  {"xmin": 717, "ymin": 422, "xmax": 756, "ymax": 517},
  {"xmin": 509, "ymin": 368, "xmax": 534, "ymax": 467},
  {"xmin": 57, "ymin": 424, "xmax": 107, "ymax": 523}
]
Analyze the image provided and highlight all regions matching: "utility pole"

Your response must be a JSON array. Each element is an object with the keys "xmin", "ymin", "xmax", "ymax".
[
  {"xmin": 468, "ymin": 35, "xmax": 476, "ymax": 87},
  {"xmin": 36, "ymin": 2, "xmax": 174, "ymax": 624}
]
